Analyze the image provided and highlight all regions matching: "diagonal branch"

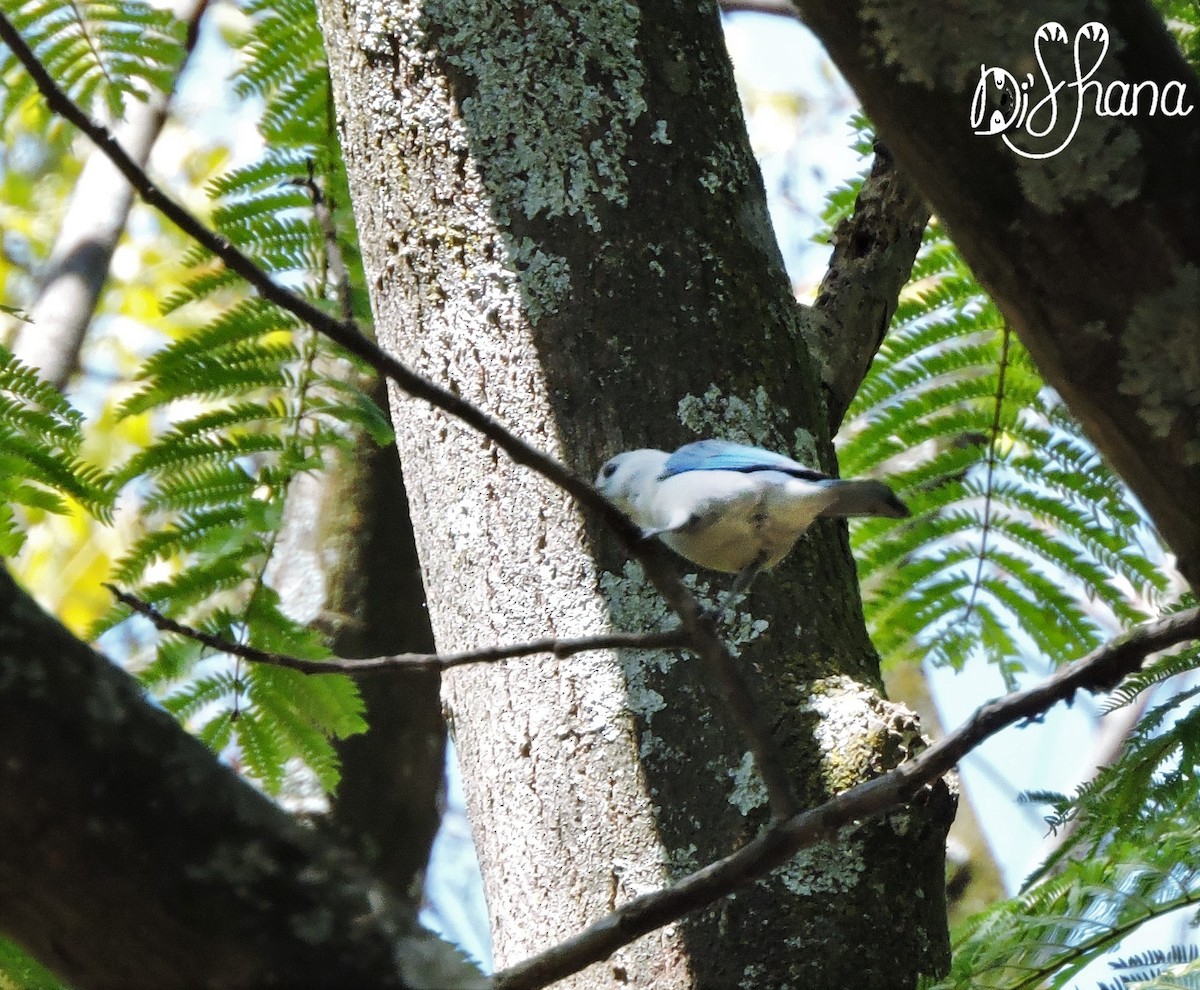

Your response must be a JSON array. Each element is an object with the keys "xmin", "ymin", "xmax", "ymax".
[
  {"xmin": 106, "ymin": 584, "xmax": 690, "ymax": 672},
  {"xmin": 494, "ymin": 605, "xmax": 1200, "ymax": 990},
  {"xmin": 0, "ymin": 10, "xmax": 799, "ymax": 817}
]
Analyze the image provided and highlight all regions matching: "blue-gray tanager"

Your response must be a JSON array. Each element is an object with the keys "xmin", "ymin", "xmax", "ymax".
[{"xmin": 596, "ymin": 439, "xmax": 910, "ymax": 590}]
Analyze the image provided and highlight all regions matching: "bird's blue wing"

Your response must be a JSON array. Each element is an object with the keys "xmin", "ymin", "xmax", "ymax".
[{"xmin": 661, "ymin": 439, "xmax": 830, "ymax": 481}]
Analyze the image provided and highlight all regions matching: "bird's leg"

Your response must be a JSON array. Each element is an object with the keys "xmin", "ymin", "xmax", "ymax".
[
  {"xmin": 730, "ymin": 564, "xmax": 761, "ymax": 600},
  {"xmin": 722, "ymin": 552, "xmax": 767, "ymax": 616}
]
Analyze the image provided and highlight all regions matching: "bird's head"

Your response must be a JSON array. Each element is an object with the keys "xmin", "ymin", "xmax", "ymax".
[{"xmin": 595, "ymin": 449, "xmax": 670, "ymax": 518}]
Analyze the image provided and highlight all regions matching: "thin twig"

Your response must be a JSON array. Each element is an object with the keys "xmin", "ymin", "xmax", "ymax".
[
  {"xmin": 0, "ymin": 11, "xmax": 800, "ymax": 818},
  {"xmin": 494, "ymin": 605, "xmax": 1200, "ymax": 990},
  {"xmin": 105, "ymin": 584, "xmax": 691, "ymax": 673},
  {"xmin": 295, "ymin": 163, "xmax": 354, "ymax": 325}
]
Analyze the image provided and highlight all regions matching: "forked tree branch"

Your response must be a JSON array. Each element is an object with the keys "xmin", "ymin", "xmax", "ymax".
[
  {"xmin": 0, "ymin": 11, "xmax": 799, "ymax": 816},
  {"xmin": 494, "ymin": 605, "xmax": 1200, "ymax": 989}
]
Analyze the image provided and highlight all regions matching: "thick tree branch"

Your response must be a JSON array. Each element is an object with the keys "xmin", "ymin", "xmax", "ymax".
[
  {"xmin": 494, "ymin": 605, "xmax": 1200, "ymax": 990},
  {"xmin": 811, "ymin": 142, "xmax": 931, "ymax": 428},
  {"xmin": 0, "ymin": 10, "xmax": 800, "ymax": 817},
  {"xmin": 107, "ymin": 583, "xmax": 690, "ymax": 672},
  {"xmin": 0, "ymin": 568, "xmax": 485, "ymax": 989}
]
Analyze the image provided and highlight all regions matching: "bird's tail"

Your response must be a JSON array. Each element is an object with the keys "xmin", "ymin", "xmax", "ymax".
[{"xmin": 820, "ymin": 479, "xmax": 911, "ymax": 519}]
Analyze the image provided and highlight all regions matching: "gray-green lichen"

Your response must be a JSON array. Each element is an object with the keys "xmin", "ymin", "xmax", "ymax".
[
  {"xmin": 679, "ymin": 573, "xmax": 770, "ymax": 657},
  {"xmin": 676, "ymin": 386, "xmax": 821, "ymax": 472},
  {"xmin": 774, "ymin": 828, "xmax": 866, "ymax": 897},
  {"xmin": 728, "ymin": 750, "xmax": 768, "ymax": 815},
  {"xmin": 598, "ymin": 563, "xmax": 768, "ymax": 770},
  {"xmin": 599, "ymin": 562, "xmax": 678, "ymax": 724},
  {"xmin": 1119, "ymin": 264, "xmax": 1200, "ymax": 464},
  {"xmin": 1013, "ymin": 123, "xmax": 1142, "ymax": 212},
  {"xmin": 512, "ymin": 237, "xmax": 572, "ymax": 324},
  {"xmin": 791, "ymin": 427, "xmax": 819, "ymax": 467},
  {"xmin": 859, "ymin": 0, "xmax": 1029, "ymax": 90},
  {"xmin": 599, "ymin": 561, "xmax": 673, "ymax": 631},
  {"xmin": 425, "ymin": 0, "xmax": 647, "ymax": 232},
  {"xmin": 797, "ymin": 675, "xmax": 925, "ymax": 793},
  {"xmin": 677, "ymin": 384, "xmax": 778, "ymax": 446}
]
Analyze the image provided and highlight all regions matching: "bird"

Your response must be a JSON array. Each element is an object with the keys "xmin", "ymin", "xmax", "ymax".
[{"xmin": 595, "ymin": 438, "xmax": 910, "ymax": 595}]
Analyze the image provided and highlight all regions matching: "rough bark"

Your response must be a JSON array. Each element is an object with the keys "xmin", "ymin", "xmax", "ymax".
[
  {"xmin": 793, "ymin": 0, "xmax": 1200, "ymax": 590},
  {"xmin": 0, "ymin": 567, "xmax": 482, "ymax": 990},
  {"xmin": 812, "ymin": 145, "xmax": 930, "ymax": 428},
  {"xmin": 317, "ymin": 1, "xmax": 952, "ymax": 986}
]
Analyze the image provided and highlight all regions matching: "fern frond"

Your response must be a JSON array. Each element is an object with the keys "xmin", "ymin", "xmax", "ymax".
[
  {"xmin": 206, "ymin": 151, "xmax": 317, "ymax": 198},
  {"xmin": 141, "ymin": 463, "xmax": 258, "ymax": 514},
  {"xmin": 109, "ymin": 505, "xmax": 257, "ymax": 584},
  {"xmin": 1023, "ymin": 688, "xmax": 1200, "ymax": 896},
  {"xmin": 845, "ymin": 218, "xmax": 1168, "ymax": 674},
  {"xmin": 118, "ymin": 336, "xmax": 301, "ymax": 416},
  {"xmin": 116, "ymin": 433, "xmax": 288, "ymax": 489},
  {"xmin": 0, "ymin": 346, "xmax": 114, "ymax": 552},
  {"xmin": 935, "ymin": 830, "xmax": 1200, "ymax": 989},
  {"xmin": 131, "ymin": 541, "xmax": 267, "ymax": 613},
  {"xmin": 245, "ymin": 663, "xmax": 366, "ymax": 792},
  {"xmin": 95, "ymin": 0, "xmax": 379, "ymax": 796},
  {"xmin": 1, "ymin": 0, "xmax": 184, "ymax": 123},
  {"xmin": 161, "ymin": 669, "xmax": 241, "ymax": 722},
  {"xmin": 1097, "ymin": 945, "xmax": 1200, "ymax": 990},
  {"xmin": 233, "ymin": 705, "xmax": 288, "ymax": 792}
]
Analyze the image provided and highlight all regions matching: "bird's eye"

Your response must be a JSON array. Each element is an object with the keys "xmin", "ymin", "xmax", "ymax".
[{"xmin": 600, "ymin": 460, "xmax": 619, "ymax": 479}]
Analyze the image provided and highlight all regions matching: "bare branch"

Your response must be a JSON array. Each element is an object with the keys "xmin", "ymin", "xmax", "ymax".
[
  {"xmin": 106, "ymin": 584, "xmax": 690, "ymax": 672},
  {"xmin": 494, "ymin": 606, "xmax": 1200, "ymax": 990}
]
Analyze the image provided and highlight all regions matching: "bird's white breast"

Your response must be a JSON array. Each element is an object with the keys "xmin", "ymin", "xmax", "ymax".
[{"xmin": 648, "ymin": 470, "xmax": 834, "ymax": 573}]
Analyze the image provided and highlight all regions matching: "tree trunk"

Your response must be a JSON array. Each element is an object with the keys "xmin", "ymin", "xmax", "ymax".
[{"xmin": 317, "ymin": 1, "xmax": 953, "ymax": 986}]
